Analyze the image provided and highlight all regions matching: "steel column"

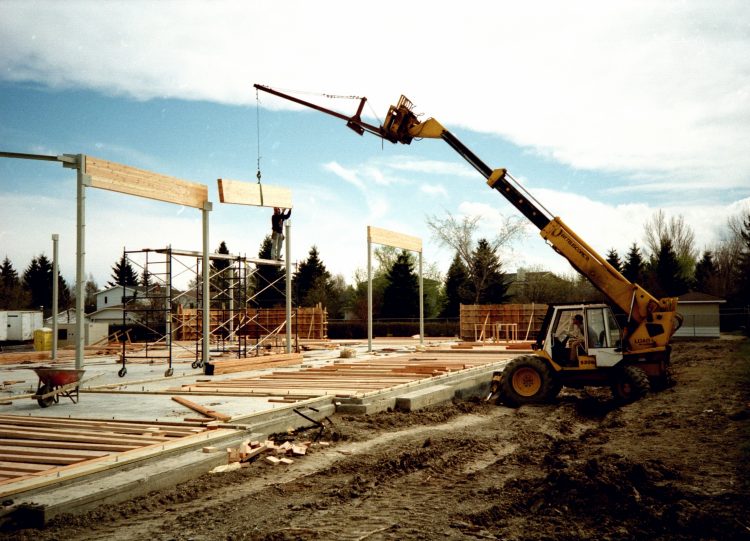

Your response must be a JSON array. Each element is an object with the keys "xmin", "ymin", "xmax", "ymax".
[
  {"xmin": 202, "ymin": 202, "xmax": 212, "ymax": 371},
  {"xmin": 51, "ymin": 233, "xmax": 59, "ymax": 360},
  {"xmin": 367, "ymin": 237, "xmax": 372, "ymax": 353},
  {"xmin": 285, "ymin": 220, "xmax": 292, "ymax": 353},
  {"xmin": 419, "ymin": 251, "xmax": 424, "ymax": 345},
  {"xmin": 74, "ymin": 154, "xmax": 86, "ymax": 371}
]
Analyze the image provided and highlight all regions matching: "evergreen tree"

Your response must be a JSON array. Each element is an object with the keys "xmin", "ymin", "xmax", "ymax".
[
  {"xmin": 293, "ymin": 246, "xmax": 331, "ymax": 307},
  {"xmin": 107, "ymin": 254, "xmax": 139, "ymax": 287},
  {"xmin": 0, "ymin": 256, "xmax": 26, "ymax": 309},
  {"xmin": 253, "ymin": 236, "xmax": 285, "ymax": 308},
  {"xmin": 469, "ymin": 239, "xmax": 507, "ymax": 304},
  {"xmin": 211, "ymin": 241, "xmax": 232, "ymax": 308},
  {"xmin": 381, "ymin": 251, "xmax": 419, "ymax": 318},
  {"xmin": 22, "ymin": 255, "xmax": 50, "ymax": 310},
  {"xmin": 605, "ymin": 248, "xmax": 622, "ymax": 273},
  {"xmin": 652, "ymin": 239, "xmax": 690, "ymax": 297},
  {"xmin": 622, "ymin": 243, "xmax": 645, "ymax": 284},
  {"xmin": 442, "ymin": 252, "xmax": 471, "ymax": 317},
  {"xmin": 694, "ymin": 251, "xmax": 718, "ymax": 295}
]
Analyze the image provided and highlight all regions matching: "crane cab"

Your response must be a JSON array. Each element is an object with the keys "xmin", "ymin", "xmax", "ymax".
[{"xmin": 540, "ymin": 303, "xmax": 624, "ymax": 371}]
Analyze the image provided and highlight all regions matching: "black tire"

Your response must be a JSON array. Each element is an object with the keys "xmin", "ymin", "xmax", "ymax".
[
  {"xmin": 650, "ymin": 359, "xmax": 675, "ymax": 392},
  {"xmin": 118, "ymin": 366, "xmax": 127, "ymax": 378},
  {"xmin": 611, "ymin": 365, "xmax": 650, "ymax": 403},
  {"xmin": 499, "ymin": 356, "xmax": 557, "ymax": 408},
  {"xmin": 165, "ymin": 367, "xmax": 174, "ymax": 377},
  {"xmin": 36, "ymin": 384, "xmax": 55, "ymax": 408}
]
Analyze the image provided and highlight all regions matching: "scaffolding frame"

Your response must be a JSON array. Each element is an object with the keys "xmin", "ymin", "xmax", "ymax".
[{"xmin": 119, "ymin": 246, "xmax": 297, "ymax": 375}]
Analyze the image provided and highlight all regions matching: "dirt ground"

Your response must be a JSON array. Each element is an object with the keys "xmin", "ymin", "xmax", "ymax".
[{"xmin": 4, "ymin": 336, "xmax": 749, "ymax": 541}]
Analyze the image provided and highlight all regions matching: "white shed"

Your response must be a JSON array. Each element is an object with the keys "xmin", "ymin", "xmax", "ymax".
[
  {"xmin": 674, "ymin": 292, "xmax": 726, "ymax": 339},
  {"xmin": 3, "ymin": 310, "xmax": 44, "ymax": 341}
]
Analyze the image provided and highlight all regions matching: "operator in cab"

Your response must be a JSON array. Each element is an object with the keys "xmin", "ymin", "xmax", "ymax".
[{"xmin": 557, "ymin": 314, "xmax": 585, "ymax": 363}]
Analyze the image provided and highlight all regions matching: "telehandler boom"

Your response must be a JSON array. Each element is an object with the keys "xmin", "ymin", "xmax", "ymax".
[{"xmin": 254, "ymin": 85, "xmax": 683, "ymax": 405}]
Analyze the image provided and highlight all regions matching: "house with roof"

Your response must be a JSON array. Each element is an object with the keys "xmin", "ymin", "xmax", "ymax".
[{"xmin": 674, "ymin": 292, "xmax": 726, "ymax": 339}]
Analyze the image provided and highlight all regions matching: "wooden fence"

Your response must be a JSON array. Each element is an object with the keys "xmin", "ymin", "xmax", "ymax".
[
  {"xmin": 174, "ymin": 305, "xmax": 327, "ymax": 341},
  {"xmin": 459, "ymin": 303, "xmax": 547, "ymax": 342}
]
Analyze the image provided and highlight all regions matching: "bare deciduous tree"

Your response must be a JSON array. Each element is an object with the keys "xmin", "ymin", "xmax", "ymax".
[
  {"xmin": 426, "ymin": 211, "xmax": 526, "ymax": 270},
  {"xmin": 711, "ymin": 209, "xmax": 747, "ymax": 298},
  {"xmin": 643, "ymin": 209, "xmax": 698, "ymax": 276}
]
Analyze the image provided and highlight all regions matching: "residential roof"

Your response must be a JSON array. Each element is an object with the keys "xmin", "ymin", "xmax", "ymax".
[{"xmin": 678, "ymin": 291, "xmax": 726, "ymax": 303}]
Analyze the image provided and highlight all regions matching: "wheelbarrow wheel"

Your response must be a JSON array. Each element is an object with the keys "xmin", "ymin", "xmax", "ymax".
[
  {"xmin": 118, "ymin": 366, "xmax": 127, "ymax": 378},
  {"xmin": 191, "ymin": 360, "xmax": 199, "ymax": 369},
  {"xmin": 37, "ymin": 384, "xmax": 55, "ymax": 408}
]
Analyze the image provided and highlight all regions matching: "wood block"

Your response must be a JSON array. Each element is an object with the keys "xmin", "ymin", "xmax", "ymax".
[
  {"xmin": 266, "ymin": 456, "xmax": 281, "ymax": 465},
  {"xmin": 279, "ymin": 458, "xmax": 294, "ymax": 465},
  {"xmin": 210, "ymin": 462, "xmax": 242, "ymax": 474},
  {"xmin": 241, "ymin": 445, "xmax": 268, "ymax": 461},
  {"xmin": 218, "ymin": 178, "xmax": 292, "ymax": 209},
  {"xmin": 202, "ymin": 446, "xmax": 218, "ymax": 453},
  {"xmin": 227, "ymin": 448, "xmax": 240, "ymax": 463},
  {"xmin": 250, "ymin": 440, "xmax": 261, "ymax": 448},
  {"xmin": 291, "ymin": 445, "xmax": 307, "ymax": 456}
]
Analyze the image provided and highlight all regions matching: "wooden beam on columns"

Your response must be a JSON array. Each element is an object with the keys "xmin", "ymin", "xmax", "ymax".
[{"xmin": 85, "ymin": 156, "xmax": 208, "ymax": 208}]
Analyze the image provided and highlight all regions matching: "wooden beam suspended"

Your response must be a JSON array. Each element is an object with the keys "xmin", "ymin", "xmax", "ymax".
[
  {"xmin": 85, "ymin": 156, "xmax": 208, "ymax": 208},
  {"xmin": 217, "ymin": 178, "xmax": 292, "ymax": 209}
]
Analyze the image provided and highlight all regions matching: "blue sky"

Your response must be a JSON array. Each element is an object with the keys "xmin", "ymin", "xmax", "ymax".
[{"xmin": 1, "ymin": 1, "xmax": 749, "ymax": 289}]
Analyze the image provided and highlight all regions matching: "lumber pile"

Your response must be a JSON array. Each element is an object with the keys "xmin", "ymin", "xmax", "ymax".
[
  {"xmin": 0, "ymin": 414, "xmax": 210, "ymax": 486},
  {"xmin": 205, "ymin": 352, "xmax": 303, "ymax": 375},
  {"xmin": 171, "ymin": 351, "xmax": 515, "ymax": 400}
]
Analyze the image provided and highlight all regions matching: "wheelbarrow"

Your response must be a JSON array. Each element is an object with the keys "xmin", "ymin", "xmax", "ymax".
[{"xmin": 32, "ymin": 367, "xmax": 86, "ymax": 408}]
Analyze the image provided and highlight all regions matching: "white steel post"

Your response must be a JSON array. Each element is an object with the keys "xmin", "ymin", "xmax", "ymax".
[
  {"xmin": 285, "ymin": 220, "xmax": 292, "ymax": 353},
  {"xmin": 202, "ymin": 202, "xmax": 212, "ymax": 372},
  {"xmin": 74, "ymin": 154, "xmax": 86, "ymax": 371},
  {"xmin": 419, "ymin": 251, "xmax": 424, "ymax": 345},
  {"xmin": 367, "ymin": 236, "xmax": 372, "ymax": 353},
  {"xmin": 51, "ymin": 234, "xmax": 59, "ymax": 360}
]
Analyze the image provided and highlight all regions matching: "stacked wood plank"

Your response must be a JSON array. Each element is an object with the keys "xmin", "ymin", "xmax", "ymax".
[
  {"xmin": 172, "ymin": 351, "xmax": 514, "ymax": 400},
  {"xmin": 205, "ymin": 352, "xmax": 303, "ymax": 375},
  {"xmin": 0, "ymin": 414, "xmax": 209, "ymax": 486},
  {"xmin": 459, "ymin": 303, "xmax": 548, "ymax": 343}
]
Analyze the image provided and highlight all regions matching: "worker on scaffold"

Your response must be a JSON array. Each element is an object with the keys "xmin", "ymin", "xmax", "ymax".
[{"xmin": 271, "ymin": 207, "xmax": 291, "ymax": 260}]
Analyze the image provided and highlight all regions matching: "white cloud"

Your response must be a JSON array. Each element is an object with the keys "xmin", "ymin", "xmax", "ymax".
[
  {"xmin": 2, "ymin": 1, "xmax": 750, "ymax": 287},
  {"xmin": 322, "ymin": 162, "xmax": 364, "ymax": 190},
  {"xmin": 1, "ymin": 1, "xmax": 748, "ymax": 193},
  {"xmin": 386, "ymin": 157, "xmax": 476, "ymax": 178},
  {"xmin": 420, "ymin": 184, "xmax": 448, "ymax": 198}
]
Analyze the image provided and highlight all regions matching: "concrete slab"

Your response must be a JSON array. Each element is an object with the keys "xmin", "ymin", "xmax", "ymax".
[
  {"xmin": 0, "ymin": 337, "xmax": 513, "ymax": 526},
  {"xmin": 395, "ymin": 384, "xmax": 455, "ymax": 411}
]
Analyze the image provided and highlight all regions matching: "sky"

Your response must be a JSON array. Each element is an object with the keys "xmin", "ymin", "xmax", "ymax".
[{"xmin": 1, "ymin": 0, "xmax": 749, "ymax": 291}]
